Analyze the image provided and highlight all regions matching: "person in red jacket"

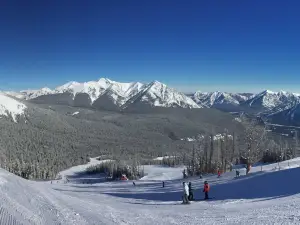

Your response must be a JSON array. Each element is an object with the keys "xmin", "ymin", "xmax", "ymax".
[
  {"xmin": 217, "ymin": 170, "xmax": 221, "ymax": 178},
  {"xmin": 203, "ymin": 181, "xmax": 210, "ymax": 200}
]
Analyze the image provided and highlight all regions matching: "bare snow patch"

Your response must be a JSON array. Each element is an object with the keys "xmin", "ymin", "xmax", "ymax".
[
  {"xmin": 58, "ymin": 157, "xmax": 113, "ymax": 179},
  {"xmin": 141, "ymin": 165, "xmax": 185, "ymax": 181},
  {"xmin": 71, "ymin": 112, "xmax": 79, "ymax": 116}
]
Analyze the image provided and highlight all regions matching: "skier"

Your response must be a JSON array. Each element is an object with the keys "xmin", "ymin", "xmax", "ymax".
[
  {"xmin": 133, "ymin": 181, "xmax": 136, "ymax": 186},
  {"xmin": 162, "ymin": 181, "xmax": 165, "ymax": 188},
  {"xmin": 182, "ymin": 182, "xmax": 190, "ymax": 204},
  {"xmin": 203, "ymin": 181, "xmax": 210, "ymax": 200},
  {"xmin": 188, "ymin": 182, "xmax": 194, "ymax": 201},
  {"xmin": 236, "ymin": 170, "xmax": 240, "ymax": 178},
  {"xmin": 217, "ymin": 170, "xmax": 221, "ymax": 178}
]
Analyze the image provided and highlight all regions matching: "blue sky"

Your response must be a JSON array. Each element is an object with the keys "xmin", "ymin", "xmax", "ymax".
[{"xmin": 1, "ymin": 0, "xmax": 300, "ymax": 93}]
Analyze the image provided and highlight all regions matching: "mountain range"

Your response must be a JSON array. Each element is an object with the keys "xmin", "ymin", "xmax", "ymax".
[{"xmin": 2, "ymin": 78, "xmax": 300, "ymax": 127}]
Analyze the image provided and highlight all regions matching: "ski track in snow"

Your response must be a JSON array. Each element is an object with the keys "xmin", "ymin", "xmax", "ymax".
[{"xmin": 1, "ymin": 158, "xmax": 300, "ymax": 224}]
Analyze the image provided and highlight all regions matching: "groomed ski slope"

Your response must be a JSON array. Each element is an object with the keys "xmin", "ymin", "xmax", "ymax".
[{"xmin": 1, "ymin": 159, "xmax": 300, "ymax": 224}]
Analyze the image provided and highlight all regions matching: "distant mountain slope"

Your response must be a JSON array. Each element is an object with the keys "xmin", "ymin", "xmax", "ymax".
[
  {"xmin": 0, "ymin": 92, "xmax": 26, "ymax": 122},
  {"xmin": 244, "ymin": 90, "xmax": 300, "ymax": 112},
  {"xmin": 12, "ymin": 79, "xmax": 200, "ymax": 110},
  {"xmin": 267, "ymin": 103, "xmax": 300, "ymax": 127},
  {"xmin": 189, "ymin": 91, "xmax": 249, "ymax": 111},
  {"xmin": 5, "ymin": 78, "xmax": 300, "ymax": 127}
]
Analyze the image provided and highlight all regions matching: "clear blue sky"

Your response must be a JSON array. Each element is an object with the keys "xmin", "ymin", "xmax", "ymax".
[{"xmin": 1, "ymin": 0, "xmax": 300, "ymax": 93}]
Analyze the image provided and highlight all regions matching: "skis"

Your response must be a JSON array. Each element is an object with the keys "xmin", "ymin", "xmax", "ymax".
[
  {"xmin": 181, "ymin": 202, "xmax": 192, "ymax": 205},
  {"xmin": 193, "ymin": 197, "xmax": 215, "ymax": 201}
]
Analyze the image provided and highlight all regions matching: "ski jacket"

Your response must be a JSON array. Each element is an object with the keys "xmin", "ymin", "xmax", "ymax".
[
  {"xmin": 183, "ymin": 183, "xmax": 189, "ymax": 196},
  {"xmin": 203, "ymin": 183, "xmax": 210, "ymax": 192}
]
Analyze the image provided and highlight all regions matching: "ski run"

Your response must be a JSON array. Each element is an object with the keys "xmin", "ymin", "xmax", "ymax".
[{"xmin": 1, "ymin": 158, "xmax": 300, "ymax": 224}]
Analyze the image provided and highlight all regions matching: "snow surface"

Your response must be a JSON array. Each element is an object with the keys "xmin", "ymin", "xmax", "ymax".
[
  {"xmin": 0, "ymin": 93, "xmax": 26, "ymax": 122},
  {"xmin": 71, "ymin": 112, "xmax": 79, "ymax": 116},
  {"xmin": 2, "ymin": 158, "xmax": 300, "ymax": 224}
]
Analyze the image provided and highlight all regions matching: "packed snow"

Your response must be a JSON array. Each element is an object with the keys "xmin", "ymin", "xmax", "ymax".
[
  {"xmin": 0, "ymin": 93, "xmax": 26, "ymax": 122},
  {"xmin": 1, "ymin": 157, "xmax": 300, "ymax": 224}
]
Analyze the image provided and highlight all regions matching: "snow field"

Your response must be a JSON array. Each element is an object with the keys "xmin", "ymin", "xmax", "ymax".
[{"xmin": 1, "ymin": 158, "xmax": 300, "ymax": 224}]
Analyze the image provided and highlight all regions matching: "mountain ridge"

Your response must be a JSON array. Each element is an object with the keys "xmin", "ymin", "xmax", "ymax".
[{"xmin": 4, "ymin": 78, "xmax": 300, "ymax": 127}]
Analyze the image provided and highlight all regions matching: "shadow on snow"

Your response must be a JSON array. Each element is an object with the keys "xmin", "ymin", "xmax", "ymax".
[{"xmin": 103, "ymin": 168, "xmax": 300, "ymax": 202}]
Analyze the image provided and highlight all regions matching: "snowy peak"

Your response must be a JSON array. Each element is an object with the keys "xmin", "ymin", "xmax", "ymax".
[
  {"xmin": 125, "ymin": 80, "xmax": 200, "ymax": 109},
  {"xmin": 54, "ymin": 78, "xmax": 144, "ymax": 103},
  {"xmin": 246, "ymin": 90, "xmax": 300, "ymax": 110},
  {"xmin": 20, "ymin": 87, "xmax": 54, "ymax": 100},
  {"xmin": 192, "ymin": 91, "xmax": 247, "ymax": 107},
  {"xmin": 8, "ymin": 78, "xmax": 300, "ymax": 113}
]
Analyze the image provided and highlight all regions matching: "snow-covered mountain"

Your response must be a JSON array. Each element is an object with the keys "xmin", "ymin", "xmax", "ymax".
[
  {"xmin": 189, "ymin": 91, "xmax": 249, "ymax": 111},
  {"xmin": 123, "ymin": 81, "xmax": 201, "ymax": 109},
  {"xmin": 192, "ymin": 91, "xmax": 239, "ymax": 107},
  {"xmin": 244, "ymin": 90, "xmax": 300, "ymax": 112},
  {"xmin": 9, "ymin": 79, "xmax": 201, "ymax": 110},
  {"xmin": 20, "ymin": 87, "xmax": 54, "ymax": 100},
  {"xmin": 266, "ymin": 103, "xmax": 300, "ymax": 127},
  {"xmin": 5, "ymin": 78, "xmax": 300, "ymax": 122},
  {"xmin": 0, "ymin": 92, "xmax": 27, "ymax": 122}
]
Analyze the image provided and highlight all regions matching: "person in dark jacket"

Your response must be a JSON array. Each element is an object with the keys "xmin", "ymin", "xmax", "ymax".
[
  {"xmin": 188, "ymin": 182, "xmax": 194, "ymax": 201},
  {"xmin": 203, "ymin": 181, "xmax": 210, "ymax": 200}
]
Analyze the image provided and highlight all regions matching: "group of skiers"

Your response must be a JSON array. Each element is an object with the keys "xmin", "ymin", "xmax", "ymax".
[{"xmin": 182, "ymin": 180, "xmax": 210, "ymax": 204}]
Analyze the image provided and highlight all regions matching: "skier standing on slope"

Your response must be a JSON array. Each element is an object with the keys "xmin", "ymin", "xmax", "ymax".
[
  {"xmin": 182, "ymin": 182, "xmax": 190, "ymax": 204},
  {"xmin": 203, "ymin": 181, "xmax": 210, "ymax": 200},
  {"xmin": 217, "ymin": 170, "xmax": 221, "ymax": 178}
]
